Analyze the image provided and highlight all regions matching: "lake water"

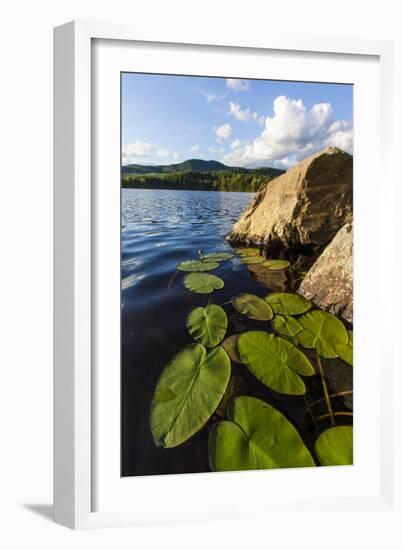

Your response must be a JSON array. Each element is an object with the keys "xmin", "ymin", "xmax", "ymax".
[{"xmin": 121, "ymin": 188, "xmax": 352, "ymax": 476}]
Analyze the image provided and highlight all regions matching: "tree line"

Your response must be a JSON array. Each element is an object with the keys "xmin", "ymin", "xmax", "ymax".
[{"xmin": 121, "ymin": 169, "xmax": 283, "ymax": 193}]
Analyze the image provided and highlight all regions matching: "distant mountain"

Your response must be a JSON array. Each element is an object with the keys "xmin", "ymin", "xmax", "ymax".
[
  {"xmin": 121, "ymin": 159, "xmax": 285, "ymax": 193},
  {"xmin": 122, "ymin": 158, "xmax": 234, "ymax": 175},
  {"xmin": 122, "ymin": 158, "xmax": 281, "ymax": 176}
]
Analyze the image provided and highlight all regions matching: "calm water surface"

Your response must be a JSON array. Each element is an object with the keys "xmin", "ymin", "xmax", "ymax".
[{"xmin": 121, "ymin": 188, "xmax": 352, "ymax": 476}]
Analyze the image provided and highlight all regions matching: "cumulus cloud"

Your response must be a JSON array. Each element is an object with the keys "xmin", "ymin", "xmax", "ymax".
[
  {"xmin": 228, "ymin": 102, "xmax": 260, "ymax": 123},
  {"xmin": 230, "ymin": 139, "xmax": 241, "ymax": 150},
  {"xmin": 190, "ymin": 144, "xmax": 200, "ymax": 153},
  {"xmin": 326, "ymin": 120, "xmax": 353, "ymax": 152},
  {"xmin": 226, "ymin": 78, "xmax": 250, "ymax": 92},
  {"xmin": 122, "ymin": 141, "xmax": 174, "ymax": 164},
  {"xmin": 122, "ymin": 141, "xmax": 156, "ymax": 164},
  {"xmin": 123, "ymin": 141, "xmax": 153, "ymax": 158},
  {"xmin": 221, "ymin": 95, "xmax": 353, "ymax": 169},
  {"xmin": 215, "ymin": 123, "xmax": 232, "ymax": 140}
]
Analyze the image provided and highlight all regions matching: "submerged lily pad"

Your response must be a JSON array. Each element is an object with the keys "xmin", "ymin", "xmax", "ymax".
[
  {"xmin": 334, "ymin": 330, "xmax": 353, "ymax": 366},
  {"xmin": 151, "ymin": 344, "xmax": 231, "ymax": 448},
  {"xmin": 238, "ymin": 331, "xmax": 314, "ymax": 395},
  {"xmin": 240, "ymin": 256, "xmax": 264, "ymax": 264},
  {"xmin": 296, "ymin": 310, "xmax": 348, "ymax": 359},
  {"xmin": 187, "ymin": 304, "xmax": 228, "ymax": 348},
  {"xmin": 235, "ymin": 248, "xmax": 261, "ymax": 256},
  {"xmin": 221, "ymin": 334, "xmax": 242, "ymax": 364},
  {"xmin": 209, "ymin": 396, "xmax": 315, "ymax": 471},
  {"xmin": 265, "ymin": 292, "xmax": 312, "ymax": 315},
  {"xmin": 183, "ymin": 273, "xmax": 224, "ymax": 294},
  {"xmin": 314, "ymin": 426, "xmax": 353, "ymax": 466},
  {"xmin": 232, "ymin": 293, "xmax": 273, "ymax": 321},
  {"xmin": 203, "ymin": 251, "xmax": 233, "ymax": 261},
  {"xmin": 261, "ymin": 259, "xmax": 290, "ymax": 270},
  {"xmin": 177, "ymin": 259, "xmax": 219, "ymax": 272},
  {"xmin": 272, "ymin": 314, "xmax": 303, "ymax": 345}
]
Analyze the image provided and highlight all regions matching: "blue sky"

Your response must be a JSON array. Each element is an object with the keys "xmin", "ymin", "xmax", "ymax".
[{"xmin": 122, "ymin": 73, "xmax": 353, "ymax": 169}]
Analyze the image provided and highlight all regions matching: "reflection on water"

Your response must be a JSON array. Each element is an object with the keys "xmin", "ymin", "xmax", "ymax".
[{"xmin": 121, "ymin": 189, "xmax": 352, "ymax": 477}]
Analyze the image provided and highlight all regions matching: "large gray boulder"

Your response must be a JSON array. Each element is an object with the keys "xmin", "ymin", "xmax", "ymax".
[
  {"xmin": 227, "ymin": 147, "xmax": 352, "ymax": 249},
  {"xmin": 298, "ymin": 221, "xmax": 353, "ymax": 323}
]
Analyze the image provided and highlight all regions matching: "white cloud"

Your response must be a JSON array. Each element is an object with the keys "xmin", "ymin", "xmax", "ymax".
[
  {"xmin": 215, "ymin": 123, "xmax": 232, "ymax": 140},
  {"xmin": 197, "ymin": 88, "xmax": 227, "ymax": 103},
  {"xmin": 221, "ymin": 95, "xmax": 353, "ymax": 169},
  {"xmin": 230, "ymin": 139, "xmax": 241, "ymax": 150},
  {"xmin": 122, "ymin": 141, "xmax": 156, "ymax": 165},
  {"xmin": 190, "ymin": 144, "xmax": 200, "ymax": 153},
  {"xmin": 172, "ymin": 151, "xmax": 181, "ymax": 160},
  {"xmin": 123, "ymin": 141, "xmax": 153, "ymax": 158},
  {"xmin": 201, "ymin": 91, "xmax": 216, "ymax": 103},
  {"xmin": 121, "ymin": 141, "xmax": 172, "ymax": 165},
  {"xmin": 226, "ymin": 78, "xmax": 250, "ymax": 92},
  {"xmin": 228, "ymin": 101, "xmax": 260, "ymax": 123},
  {"xmin": 326, "ymin": 120, "xmax": 353, "ymax": 152}
]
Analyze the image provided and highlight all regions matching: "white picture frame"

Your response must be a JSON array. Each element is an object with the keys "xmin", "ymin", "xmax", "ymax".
[{"xmin": 54, "ymin": 20, "xmax": 398, "ymax": 531}]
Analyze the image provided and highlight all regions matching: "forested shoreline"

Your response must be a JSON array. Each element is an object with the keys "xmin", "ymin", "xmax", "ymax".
[{"xmin": 122, "ymin": 168, "xmax": 284, "ymax": 192}]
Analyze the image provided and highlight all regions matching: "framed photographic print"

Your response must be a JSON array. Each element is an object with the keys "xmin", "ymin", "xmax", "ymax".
[{"xmin": 54, "ymin": 21, "xmax": 398, "ymax": 531}]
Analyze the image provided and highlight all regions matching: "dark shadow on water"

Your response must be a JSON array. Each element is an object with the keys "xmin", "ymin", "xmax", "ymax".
[{"xmin": 23, "ymin": 503, "xmax": 53, "ymax": 522}]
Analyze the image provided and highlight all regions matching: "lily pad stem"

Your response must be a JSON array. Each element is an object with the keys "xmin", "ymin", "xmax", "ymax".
[
  {"xmin": 309, "ymin": 390, "xmax": 353, "ymax": 409},
  {"xmin": 315, "ymin": 411, "xmax": 353, "ymax": 423},
  {"xmin": 303, "ymin": 396, "xmax": 319, "ymax": 431},
  {"xmin": 316, "ymin": 351, "xmax": 335, "ymax": 426},
  {"xmin": 306, "ymin": 411, "xmax": 353, "ymax": 427},
  {"xmin": 167, "ymin": 270, "xmax": 179, "ymax": 291}
]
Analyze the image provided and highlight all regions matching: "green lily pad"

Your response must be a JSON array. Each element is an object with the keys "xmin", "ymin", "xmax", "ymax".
[
  {"xmin": 235, "ymin": 248, "xmax": 260, "ymax": 256},
  {"xmin": 296, "ymin": 310, "xmax": 349, "ymax": 359},
  {"xmin": 334, "ymin": 330, "xmax": 353, "ymax": 366},
  {"xmin": 232, "ymin": 293, "xmax": 273, "ymax": 321},
  {"xmin": 314, "ymin": 426, "xmax": 353, "ymax": 466},
  {"xmin": 187, "ymin": 304, "xmax": 228, "ymax": 348},
  {"xmin": 209, "ymin": 396, "xmax": 315, "ymax": 471},
  {"xmin": 261, "ymin": 259, "xmax": 290, "ymax": 270},
  {"xmin": 272, "ymin": 314, "xmax": 303, "ymax": 345},
  {"xmin": 240, "ymin": 256, "xmax": 264, "ymax": 264},
  {"xmin": 177, "ymin": 259, "xmax": 219, "ymax": 272},
  {"xmin": 183, "ymin": 273, "xmax": 224, "ymax": 294},
  {"xmin": 238, "ymin": 331, "xmax": 314, "ymax": 395},
  {"xmin": 203, "ymin": 251, "xmax": 233, "ymax": 261},
  {"xmin": 221, "ymin": 334, "xmax": 242, "ymax": 364},
  {"xmin": 151, "ymin": 344, "xmax": 231, "ymax": 448},
  {"xmin": 265, "ymin": 292, "xmax": 312, "ymax": 315}
]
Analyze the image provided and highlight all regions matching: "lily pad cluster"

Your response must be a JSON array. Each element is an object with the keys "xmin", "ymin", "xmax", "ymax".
[
  {"xmin": 150, "ymin": 246, "xmax": 353, "ymax": 472},
  {"xmin": 175, "ymin": 249, "xmax": 232, "ymax": 293},
  {"xmin": 235, "ymin": 248, "xmax": 291, "ymax": 270},
  {"xmin": 209, "ymin": 397, "xmax": 352, "ymax": 470}
]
